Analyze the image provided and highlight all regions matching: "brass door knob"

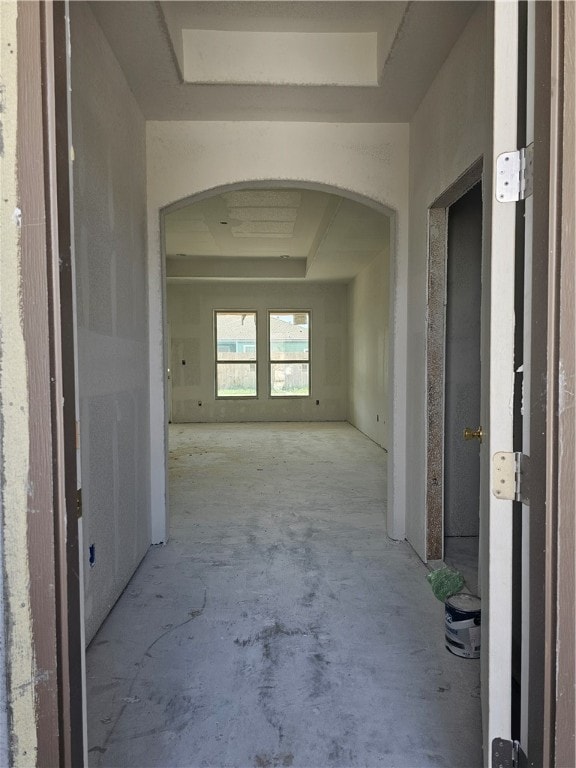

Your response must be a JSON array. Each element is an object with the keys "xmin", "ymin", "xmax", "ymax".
[{"xmin": 463, "ymin": 426, "xmax": 483, "ymax": 443}]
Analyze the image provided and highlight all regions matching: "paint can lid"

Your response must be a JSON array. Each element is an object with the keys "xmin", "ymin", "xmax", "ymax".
[{"xmin": 445, "ymin": 592, "xmax": 481, "ymax": 612}]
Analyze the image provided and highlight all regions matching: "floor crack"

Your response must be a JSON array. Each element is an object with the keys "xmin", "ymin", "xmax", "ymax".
[{"xmin": 93, "ymin": 589, "xmax": 207, "ymax": 763}]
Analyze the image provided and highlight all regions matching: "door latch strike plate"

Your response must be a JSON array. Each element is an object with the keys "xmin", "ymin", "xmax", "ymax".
[{"xmin": 492, "ymin": 452, "xmax": 530, "ymax": 505}]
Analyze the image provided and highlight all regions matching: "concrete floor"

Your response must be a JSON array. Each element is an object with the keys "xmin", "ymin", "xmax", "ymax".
[{"xmin": 87, "ymin": 422, "xmax": 482, "ymax": 768}]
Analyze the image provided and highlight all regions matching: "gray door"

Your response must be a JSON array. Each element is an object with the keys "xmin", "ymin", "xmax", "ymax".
[{"xmin": 444, "ymin": 182, "xmax": 483, "ymax": 537}]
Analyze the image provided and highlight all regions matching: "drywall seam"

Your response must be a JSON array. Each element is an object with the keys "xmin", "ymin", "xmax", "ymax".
[{"xmin": 0, "ymin": 3, "xmax": 37, "ymax": 763}]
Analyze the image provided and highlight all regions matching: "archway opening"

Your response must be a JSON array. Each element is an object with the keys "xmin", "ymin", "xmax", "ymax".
[{"xmin": 152, "ymin": 180, "xmax": 404, "ymax": 547}]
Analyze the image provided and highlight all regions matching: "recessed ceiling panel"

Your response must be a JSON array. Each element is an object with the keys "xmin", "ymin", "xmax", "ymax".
[
  {"xmin": 164, "ymin": 186, "xmax": 391, "ymax": 281},
  {"xmin": 222, "ymin": 190, "xmax": 302, "ymax": 207},
  {"xmin": 165, "ymin": 188, "xmax": 333, "ymax": 258},
  {"xmin": 90, "ymin": 1, "xmax": 479, "ymax": 122},
  {"xmin": 230, "ymin": 221, "xmax": 295, "ymax": 238},
  {"xmin": 182, "ymin": 29, "xmax": 377, "ymax": 86},
  {"xmin": 228, "ymin": 207, "xmax": 298, "ymax": 223}
]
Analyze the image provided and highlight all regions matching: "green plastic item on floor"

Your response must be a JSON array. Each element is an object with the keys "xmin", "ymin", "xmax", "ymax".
[{"xmin": 427, "ymin": 566, "xmax": 465, "ymax": 602}]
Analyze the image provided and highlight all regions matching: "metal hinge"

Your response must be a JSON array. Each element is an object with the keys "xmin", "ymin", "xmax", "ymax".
[
  {"xmin": 496, "ymin": 143, "xmax": 534, "ymax": 202},
  {"xmin": 76, "ymin": 488, "xmax": 82, "ymax": 519},
  {"xmin": 492, "ymin": 738, "xmax": 527, "ymax": 768},
  {"xmin": 492, "ymin": 452, "xmax": 530, "ymax": 505}
]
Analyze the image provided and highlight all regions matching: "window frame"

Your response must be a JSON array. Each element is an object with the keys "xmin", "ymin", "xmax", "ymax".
[
  {"xmin": 267, "ymin": 310, "xmax": 311, "ymax": 398},
  {"xmin": 214, "ymin": 309, "xmax": 259, "ymax": 399}
]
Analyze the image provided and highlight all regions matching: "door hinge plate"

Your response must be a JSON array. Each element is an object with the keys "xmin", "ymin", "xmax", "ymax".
[
  {"xmin": 492, "ymin": 738, "xmax": 527, "ymax": 768},
  {"xmin": 76, "ymin": 488, "xmax": 82, "ymax": 519},
  {"xmin": 496, "ymin": 143, "xmax": 534, "ymax": 202},
  {"xmin": 492, "ymin": 452, "xmax": 530, "ymax": 505}
]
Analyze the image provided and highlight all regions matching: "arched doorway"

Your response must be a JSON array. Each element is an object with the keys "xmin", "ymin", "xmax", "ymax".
[{"xmin": 149, "ymin": 180, "xmax": 407, "ymax": 550}]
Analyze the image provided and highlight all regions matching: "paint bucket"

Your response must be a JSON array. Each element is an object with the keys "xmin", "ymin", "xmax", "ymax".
[{"xmin": 445, "ymin": 593, "xmax": 481, "ymax": 659}]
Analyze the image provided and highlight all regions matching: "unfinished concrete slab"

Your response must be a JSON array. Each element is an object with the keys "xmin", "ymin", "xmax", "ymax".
[{"xmin": 86, "ymin": 423, "xmax": 481, "ymax": 767}]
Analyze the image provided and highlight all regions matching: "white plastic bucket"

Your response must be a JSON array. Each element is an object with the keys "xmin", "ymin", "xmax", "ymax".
[{"xmin": 445, "ymin": 592, "xmax": 481, "ymax": 659}]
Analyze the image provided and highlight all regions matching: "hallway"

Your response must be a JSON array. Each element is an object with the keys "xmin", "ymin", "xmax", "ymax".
[{"xmin": 86, "ymin": 423, "xmax": 482, "ymax": 767}]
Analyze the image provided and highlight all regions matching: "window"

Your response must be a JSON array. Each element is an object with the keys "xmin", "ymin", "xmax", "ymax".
[
  {"xmin": 215, "ymin": 311, "xmax": 257, "ymax": 397},
  {"xmin": 269, "ymin": 312, "xmax": 310, "ymax": 397}
]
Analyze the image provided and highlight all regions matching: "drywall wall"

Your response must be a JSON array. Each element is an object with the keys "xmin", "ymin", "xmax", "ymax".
[
  {"xmin": 407, "ymin": 5, "xmax": 488, "ymax": 559},
  {"xmin": 147, "ymin": 122, "xmax": 409, "ymax": 543},
  {"xmin": 71, "ymin": 4, "xmax": 151, "ymax": 643},
  {"xmin": 347, "ymin": 249, "xmax": 390, "ymax": 449},
  {"xmin": 168, "ymin": 281, "xmax": 347, "ymax": 422}
]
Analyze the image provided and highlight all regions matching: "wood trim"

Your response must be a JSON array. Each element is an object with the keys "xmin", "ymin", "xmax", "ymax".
[
  {"xmin": 48, "ymin": 3, "xmax": 85, "ymax": 764},
  {"xmin": 425, "ymin": 159, "xmax": 483, "ymax": 560},
  {"xmin": 543, "ymin": 6, "xmax": 562, "ymax": 757},
  {"xmin": 527, "ymin": 2, "xmax": 562, "ymax": 764},
  {"xmin": 555, "ymin": 2, "xmax": 576, "ymax": 764},
  {"xmin": 17, "ymin": 2, "xmax": 84, "ymax": 764},
  {"xmin": 17, "ymin": 3, "xmax": 61, "ymax": 762}
]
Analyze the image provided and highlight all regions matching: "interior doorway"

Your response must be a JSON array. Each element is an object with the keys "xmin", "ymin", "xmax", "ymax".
[
  {"xmin": 159, "ymin": 183, "xmax": 402, "ymax": 547},
  {"xmin": 425, "ymin": 159, "xmax": 483, "ymax": 568},
  {"xmin": 443, "ymin": 182, "xmax": 483, "ymax": 593}
]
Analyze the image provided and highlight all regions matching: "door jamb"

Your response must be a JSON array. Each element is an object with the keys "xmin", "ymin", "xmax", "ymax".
[
  {"xmin": 15, "ymin": 1, "xmax": 84, "ymax": 764},
  {"xmin": 425, "ymin": 158, "xmax": 483, "ymax": 561},
  {"xmin": 49, "ymin": 2, "xmax": 86, "ymax": 763},
  {"xmin": 527, "ymin": 2, "xmax": 574, "ymax": 764},
  {"xmin": 554, "ymin": 2, "xmax": 576, "ymax": 764}
]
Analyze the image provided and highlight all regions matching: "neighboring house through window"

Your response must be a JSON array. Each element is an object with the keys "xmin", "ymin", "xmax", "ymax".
[
  {"xmin": 214, "ymin": 310, "xmax": 310, "ymax": 398},
  {"xmin": 269, "ymin": 312, "xmax": 310, "ymax": 397},
  {"xmin": 215, "ymin": 311, "xmax": 258, "ymax": 397}
]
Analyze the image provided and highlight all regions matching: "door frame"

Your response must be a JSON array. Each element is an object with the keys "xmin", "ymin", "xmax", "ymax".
[
  {"xmin": 524, "ymin": 2, "xmax": 575, "ymax": 764},
  {"xmin": 554, "ymin": 3, "xmax": 576, "ymax": 763},
  {"xmin": 10, "ymin": 1, "xmax": 85, "ymax": 764},
  {"xmin": 425, "ymin": 159, "xmax": 483, "ymax": 561}
]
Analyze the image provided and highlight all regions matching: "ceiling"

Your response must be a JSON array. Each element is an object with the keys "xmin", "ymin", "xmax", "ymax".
[
  {"xmin": 90, "ymin": 1, "xmax": 478, "ymax": 123},
  {"xmin": 89, "ymin": 1, "xmax": 476, "ymax": 282},
  {"xmin": 165, "ymin": 188, "xmax": 390, "ymax": 282}
]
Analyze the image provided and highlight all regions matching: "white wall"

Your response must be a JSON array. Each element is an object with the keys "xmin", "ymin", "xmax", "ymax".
[
  {"xmin": 71, "ymin": 4, "xmax": 151, "ymax": 643},
  {"xmin": 147, "ymin": 122, "xmax": 409, "ymax": 543},
  {"xmin": 347, "ymin": 250, "xmax": 390, "ymax": 449},
  {"xmin": 168, "ymin": 281, "xmax": 347, "ymax": 422},
  {"xmin": 406, "ymin": 5, "xmax": 488, "ymax": 560}
]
